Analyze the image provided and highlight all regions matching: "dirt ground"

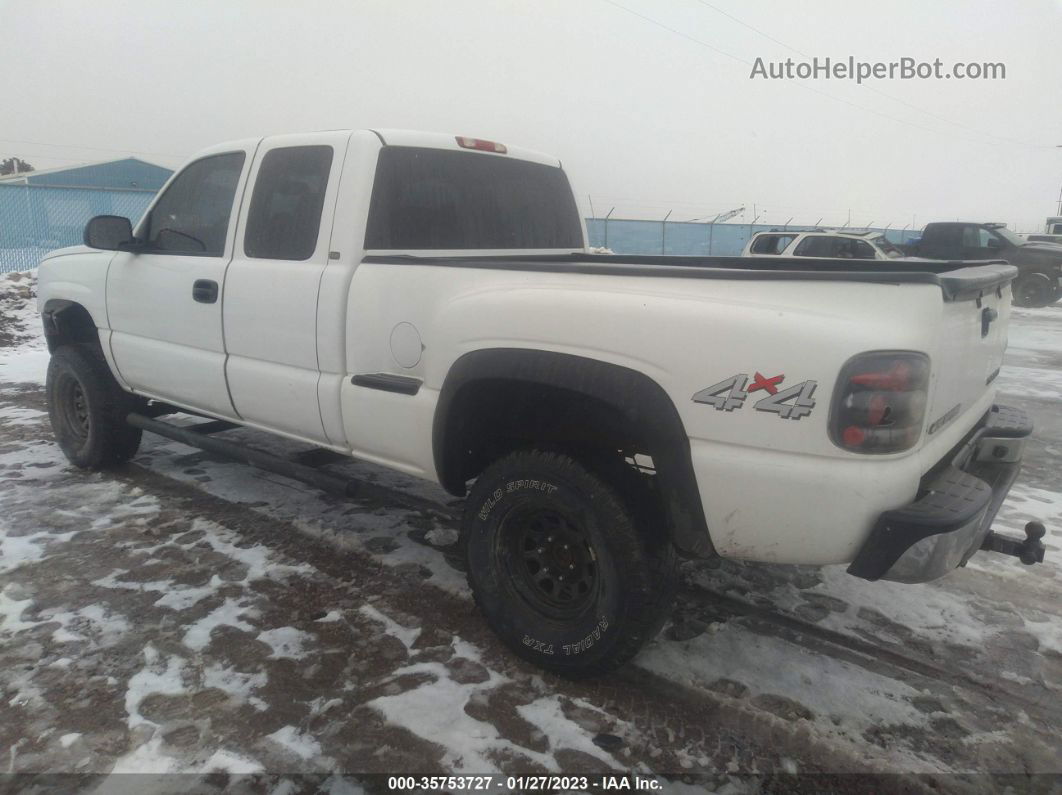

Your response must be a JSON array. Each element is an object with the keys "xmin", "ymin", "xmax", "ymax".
[{"xmin": 0, "ymin": 270, "xmax": 1060, "ymax": 794}]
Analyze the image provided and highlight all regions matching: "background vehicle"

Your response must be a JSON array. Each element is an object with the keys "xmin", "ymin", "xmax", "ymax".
[
  {"xmin": 905, "ymin": 221, "xmax": 1062, "ymax": 307},
  {"xmin": 35, "ymin": 130, "xmax": 1044, "ymax": 676},
  {"xmin": 742, "ymin": 229, "xmax": 905, "ymax": 260},
  {"xmin": 1020, "ymin": 216, "xmax": 1062, "ymax": 246}
]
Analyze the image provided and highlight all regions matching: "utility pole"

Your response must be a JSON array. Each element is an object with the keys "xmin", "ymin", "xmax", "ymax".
[
  {"xmin": 588, "ymin": 195, "xmax": 596, "ymax": 219},
  {"xmin": 661, "ymin": 210, "xmax": 672, "ymax": 254},
  {"xmin": 603, "ymin": 207, "xmax": 614, "ymax": 250}
]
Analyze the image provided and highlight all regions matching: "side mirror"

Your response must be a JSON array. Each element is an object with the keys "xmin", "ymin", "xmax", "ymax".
[
  {"xmin": 986, "ymin": 237, "xmax": 1002, "ymax": 249},
  {"xmin": 83, "ymin": 215, "xmax": 136, "ymax": 251}
]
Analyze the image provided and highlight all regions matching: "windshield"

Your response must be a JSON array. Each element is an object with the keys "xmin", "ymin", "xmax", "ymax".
[
  {"xmin": 871, "ymin": 235, "xmax": 904, "ymax": 258},
  {"xmin": 992, "ymin": 227, "xmax": 1025, "ymax": 247}
]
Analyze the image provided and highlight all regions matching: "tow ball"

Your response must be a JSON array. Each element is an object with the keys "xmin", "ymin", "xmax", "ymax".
[{"xmin": 981, "ymin": 521, "xmax": 1047, "ymax": 565}]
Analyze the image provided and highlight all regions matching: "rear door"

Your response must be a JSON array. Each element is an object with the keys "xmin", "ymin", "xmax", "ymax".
[
  {"xmin": 919, "ymin": 225, "xmax": 962, "ymax": 259},
  {"xmin": 107, "ymin": 143, "xmax": 256, "ymax": 417},
  {"xmin": 222, "ymin": 132, "xmax": 349, "ymax": 443}
]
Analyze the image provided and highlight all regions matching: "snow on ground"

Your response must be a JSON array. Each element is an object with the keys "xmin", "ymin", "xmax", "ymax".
[{"xmin": 0, "ymin": 271, "xmax": 1060, "ymax": 784}]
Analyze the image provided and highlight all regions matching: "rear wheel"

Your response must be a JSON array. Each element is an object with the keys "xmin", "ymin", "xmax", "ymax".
[
  {"xmin": 462, "ymin": 450, "xmax": 678, "ymax": 677},
  {"xmin": 1012, "ymin": 271, "xmax": 1056, "ymax": 308},
  {"xmin": 46, "ymin": 345, "xmax": 142, "ymax": 469}
]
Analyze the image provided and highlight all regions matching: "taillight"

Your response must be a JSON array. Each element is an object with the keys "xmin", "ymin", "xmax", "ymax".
[
  {"xmin": 455, "ymin": 136, "xmax": 507, "ymax": 154},
  {"xmin": 830, "ymin": 351, "xmax": 930, "ymax": 454}
]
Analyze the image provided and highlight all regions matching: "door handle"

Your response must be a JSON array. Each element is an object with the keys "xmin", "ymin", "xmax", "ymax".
[{"xmin": 192, "ymin": 279, "xmax": 219, "ymax": 304}]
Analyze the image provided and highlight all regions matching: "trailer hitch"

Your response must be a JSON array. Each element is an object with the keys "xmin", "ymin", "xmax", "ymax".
[{"xmin": 981, "ymin": 521, "xmax": 1047, "ymax": 565}]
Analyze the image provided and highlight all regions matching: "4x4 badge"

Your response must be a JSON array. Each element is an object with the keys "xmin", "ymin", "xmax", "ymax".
[{"xmin": 693, "ymin": 373, "xmax": 817, "ymax": 420}]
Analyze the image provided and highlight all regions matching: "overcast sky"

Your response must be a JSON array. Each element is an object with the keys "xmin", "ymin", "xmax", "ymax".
[{"xmin": 3, "ymin": 0, "xmax": 1061, "ymax": 231}]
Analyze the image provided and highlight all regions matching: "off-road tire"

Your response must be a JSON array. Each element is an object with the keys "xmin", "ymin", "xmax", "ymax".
[
  {"xmin": 46, "ymin": 344, "xmax": 142, "ymax": 469},
  {"xmin": 462, "ymin": 450, "xmax": 678, "ymax": 678},
  {"xmin": 1012, "ymin": 271, "xmax": 1056, "ymax": 308}
]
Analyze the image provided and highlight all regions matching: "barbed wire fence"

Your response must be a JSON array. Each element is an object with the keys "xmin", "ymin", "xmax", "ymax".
[{"xmin": 1, "ymin": 183, "xmax": 933, "ymax": 273}]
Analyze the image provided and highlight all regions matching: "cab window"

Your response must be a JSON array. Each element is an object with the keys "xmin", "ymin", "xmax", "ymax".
[
  {"xmin": 794, "ymin": 235, "xmax": 876, "ymax": 259},
  {"xmin": 792, "ymin": 235, "xmax": 834, "ymax": 257},
  {"xmin": 365, "ymin": 146, "xmax": 583, "ymax": 250},
  {"xmin": 142, "ymin": 152, "xmax": 246, "ymax": 256},
  {"xmin": 244, "ymin": 145, "xmax": 334, "ymax": 261},
  {"xmin": 962, "ymin": 226, "xmax": 994, "ymax": 249},
  {"xmin": 750, "ymin": 234, "xmax": 795, "ymax": 254}
]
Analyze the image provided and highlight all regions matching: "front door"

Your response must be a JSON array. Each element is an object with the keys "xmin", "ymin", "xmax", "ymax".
[
  {"xmin": 222, "ymin": 132, "xmax": 349, "ymax": 443},
  {"xmin": 106, "ymin": 143, "xmax": 257, "ymax": 418}
]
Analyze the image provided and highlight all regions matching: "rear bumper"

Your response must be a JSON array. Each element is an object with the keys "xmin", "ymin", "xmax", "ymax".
[{"xmin": 848, "ymin": 404, "xmax": 1034, "ymax": 583}]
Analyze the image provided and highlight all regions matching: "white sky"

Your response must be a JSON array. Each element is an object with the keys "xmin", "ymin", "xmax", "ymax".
[{"xmin": 2, "ymin": 0, "xmax": 1061, "ymax": 231}]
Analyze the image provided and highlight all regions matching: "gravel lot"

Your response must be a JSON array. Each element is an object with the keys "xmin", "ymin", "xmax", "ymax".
[{"xmin": 1, "ymin": 270, "xmax": 1059, "ymax": 793}]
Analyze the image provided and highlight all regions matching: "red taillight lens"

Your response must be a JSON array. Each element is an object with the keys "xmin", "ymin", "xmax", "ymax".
[
  {"xmin": 455, "ymin": 136, "xmax": 507, "ymax": 154},
  {"xmin": 830, "ymin": 351, "xmax": 930, "ymax": 454}
]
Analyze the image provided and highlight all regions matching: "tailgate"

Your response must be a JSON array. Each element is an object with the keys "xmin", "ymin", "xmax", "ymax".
[{"xmin": 925, "ymin": 263, "xmax": 1015, "ymax": 438}]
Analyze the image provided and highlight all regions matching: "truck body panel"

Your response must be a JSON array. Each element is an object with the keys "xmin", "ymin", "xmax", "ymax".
[{"xmin": 36, "ymin": 129, "xmax": 1026, "ymax": 573}]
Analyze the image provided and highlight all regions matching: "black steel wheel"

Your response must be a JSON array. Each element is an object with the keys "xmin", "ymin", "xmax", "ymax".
[
  {"xmin": 1012, "ymin": 271, "xmax": 1056, "ymax": 308},
  {"xmin": 46, "ymin": 345, "xmax": 142, "ymax": 469},
  {"xmin": 462, "ymin": 450, "xmax": 678, "ymax": 677},
  {"xmin": 498, "ymin": 502, "xmax": 600, "ymax": 621}
]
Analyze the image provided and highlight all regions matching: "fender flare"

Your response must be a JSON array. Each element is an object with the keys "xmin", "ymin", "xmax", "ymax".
[
  {"xmin": 40, "ymin": 299, "xmax": 100, "ymax": 352},
  {"xmin": 432, "ymin": 348, "xmax": 715, "ymax": 557}
]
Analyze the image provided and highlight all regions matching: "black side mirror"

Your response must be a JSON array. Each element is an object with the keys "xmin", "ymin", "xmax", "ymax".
[
  {"xmin": 986, "ymin": 237, "xmax": 1001, "ymax": 249},
  {"xmin": 84, "ymin": 215, "xmax": 136, "ymax": 251}
]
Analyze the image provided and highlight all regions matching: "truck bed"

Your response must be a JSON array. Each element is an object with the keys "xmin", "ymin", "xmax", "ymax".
[{"xmin": 362, "ymin": 254, "xmax": 1017, "ymax": 302}]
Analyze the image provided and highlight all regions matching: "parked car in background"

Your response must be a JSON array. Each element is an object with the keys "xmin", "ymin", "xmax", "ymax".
[
  {"xmin": 742, "ymin": 229, "xmax": 906, "ymax": 260},
  {"xmin": 1020, "ymin": 216, "xmax": 1062, "ymax": 246},
  {"xmin": 905, "ymin": 221, "xmax": 1062, "ymax": 307}
]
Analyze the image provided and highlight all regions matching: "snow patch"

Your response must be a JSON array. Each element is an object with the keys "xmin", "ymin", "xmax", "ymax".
[
  {"xmin": 359, "ymin": 604, "xmax": 421, "ymax": 649},
  {"xmin": 124, "ymin": 644, "xmax": 187, "ymax": 729},
  {"xmin": 257, "ymin": 626, "xmax": 313, "ymax": 660},
  {"xmin": 265, "ymin": 725, "xmax": 322, "ymax": 761},
  {"xmin": 182, "ymin": 598, "xmax": 255, "ymax": 651}
]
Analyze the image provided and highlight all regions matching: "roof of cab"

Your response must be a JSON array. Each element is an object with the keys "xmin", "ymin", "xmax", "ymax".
[
  {"xmin": 752, "ymin": 229, "xmax": 885, "ymax": 239},
  {"xmin": 190, "ymin": 130, "xmax": 562, "ymax": 170},
  {"xmin": 370, "ymin": 129, "xmax": 562, "ymax": 168}
]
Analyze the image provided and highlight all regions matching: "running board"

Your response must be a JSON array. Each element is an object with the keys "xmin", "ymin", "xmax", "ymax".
[{"xmin": 126, "ymin": 413, "xmax": 359, "ymax": 498}]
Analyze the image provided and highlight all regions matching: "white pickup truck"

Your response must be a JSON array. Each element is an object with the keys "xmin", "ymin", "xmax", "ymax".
[{"xmin": 36, "ymin": 129, "xmax": 1046, "ymax": 676}]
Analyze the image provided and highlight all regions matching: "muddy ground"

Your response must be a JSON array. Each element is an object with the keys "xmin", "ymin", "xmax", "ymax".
[{"xmin": 0, "ymin": 270, "xmax": 1059, "ymax": 793}]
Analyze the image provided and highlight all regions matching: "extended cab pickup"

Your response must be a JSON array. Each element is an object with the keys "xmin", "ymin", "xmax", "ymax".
[
  {"xmin": 36, "ymin": 130, "xmax": 1047, "ymax": 676},
  {"xmin": 907, "ymin": 221, "xmax": 1062, "ymax": 307}
]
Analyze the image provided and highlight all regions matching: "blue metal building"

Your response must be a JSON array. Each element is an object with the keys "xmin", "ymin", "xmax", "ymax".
[
  {"xmin": 0, "ymin": 158, "xmax": 175, "ymax": 272},
  {"xmin": 0, "ymin": 157, "xmax": 173, "ymax": 191}
]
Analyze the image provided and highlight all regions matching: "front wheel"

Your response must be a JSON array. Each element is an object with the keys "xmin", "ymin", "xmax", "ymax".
[
  {"xmin": 1012, "ymin": 271, "xmax": 1057, "ymax": 308},
  {"xmin": 46, "ymin": 345, "xmax": 142, "ymax": 469},
  {"xmin": 462, "ymin": 450, "xmax": 677, "ymax": 677}
]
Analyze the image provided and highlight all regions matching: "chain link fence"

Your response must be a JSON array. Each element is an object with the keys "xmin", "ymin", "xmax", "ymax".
[
  {"xmin": 1, "ymin": 183, "xmax": 926, "ymax": 272},
  {"xmin": 0, "ymin": 185, "xmax": 156, "ymax": 273},
  {"xmin": 586, "ymin": 218, "xmax": 923, "ymax": 256}
]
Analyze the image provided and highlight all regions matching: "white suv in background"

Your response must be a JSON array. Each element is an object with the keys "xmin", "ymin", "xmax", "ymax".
[{"xmin": 743, "ymin": 229, "xmax": 906, "ymax": 260}]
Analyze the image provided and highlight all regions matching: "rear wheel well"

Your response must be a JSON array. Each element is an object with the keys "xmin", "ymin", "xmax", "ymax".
[
  {"xmin": 42, "ymin": 300, "xmax": 101, "ymax": 353},
  {"xmin": 443, "ymin": 379, "xmax": 641, "ymax": 485},
  {"xmin": 434, "ymin": 349, "xmax": 715, "ymax": 557}
]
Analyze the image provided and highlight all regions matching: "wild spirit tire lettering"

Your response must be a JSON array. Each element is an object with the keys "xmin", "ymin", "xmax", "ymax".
[{"xmin": 477, "ymin": 479, "xmax": 559, "ymax": 520}]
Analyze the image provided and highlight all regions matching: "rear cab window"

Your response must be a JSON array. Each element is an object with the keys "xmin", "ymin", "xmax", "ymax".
[{"xmin": 364, "ymin": 146, "xmax": 583, "ymax": 250}]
